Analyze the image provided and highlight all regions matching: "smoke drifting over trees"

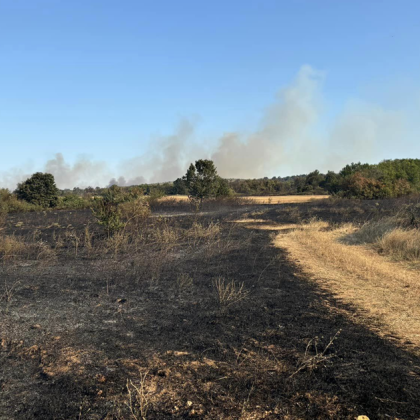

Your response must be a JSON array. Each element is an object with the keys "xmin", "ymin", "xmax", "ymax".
[{"xmin": 0, "ymin": 65, "xmax": 411, "ymax": 190}]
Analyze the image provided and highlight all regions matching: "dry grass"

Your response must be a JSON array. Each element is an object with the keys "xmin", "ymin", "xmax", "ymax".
[
  {"xmin": 213, "ymin": 277, "xmax": 249, "ymax": 309},
  {"xmin": 242, "ymin": 195, "xmax": 328, "ymax": 204},
  {"xmin": 159, "ymin": 195, "xmax": 328, "ymax": 205},
  {"xmin": 126, "ymin": 372, "xmax": 150, "ymax": 420},
  {"xmin": 377, "ymin": 228, "xmax": 420, "ymax": 261},
  {"xmin": 0, "ymin": 234, "xmax": 56, "ymax": 263},
  {"xmin": 345, "ymin": 203, "xmax": 420, "ymax": 262},
  {"xmin": 274, "ymin": 220, "xmax": 420, "ymax": 350}
]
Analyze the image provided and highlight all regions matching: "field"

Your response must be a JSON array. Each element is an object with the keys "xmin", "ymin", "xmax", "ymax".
[
  {"xmin": 1, "ymin": 196, "xmax": 420, "ymax": 419},
  {"xmin": 159, "ymin": 195, "xmax": 328, "ymax": 204}
]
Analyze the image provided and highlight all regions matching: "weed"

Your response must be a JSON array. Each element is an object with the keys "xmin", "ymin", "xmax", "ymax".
[
  {"xmin": 126, "ymin": 372, "xmax": 150, "ymax": 420},
  {"xmin": 0, "ymin": 278, "xmax": 20, "ymax": 303},
  {"xmin": 290, "ymin": 330, "xmax": 341, "ymax": 378},
  {"xmin": 213, "ymin": 277, "xmax": 249, "ymax": 309}
]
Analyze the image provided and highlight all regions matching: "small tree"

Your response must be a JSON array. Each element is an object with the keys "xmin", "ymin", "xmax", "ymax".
[
  {"xmin": 92, "ymin": 185, "xmax": 148, "ymax": 236},
  {"xmin": 92, "ymin": 185, "xmax": 127, "ymax": 236},
  {"xmin": 183, "ymin": 159, "xmax": 229, "ymax": 209},
  {"xmin": 15, "ymin": 172, "xmax": 59, "ymax": 207}
]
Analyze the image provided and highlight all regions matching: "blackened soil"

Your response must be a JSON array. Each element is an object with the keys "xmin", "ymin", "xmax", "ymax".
[{"xmin": 1, "ymin": 204, "xmax": 420, "ymax": 419}]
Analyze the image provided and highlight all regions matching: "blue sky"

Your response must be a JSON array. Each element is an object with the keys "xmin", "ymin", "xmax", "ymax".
[{"xmin": 1, "ymin": 0, "xmax": 419, "ymax": 187}]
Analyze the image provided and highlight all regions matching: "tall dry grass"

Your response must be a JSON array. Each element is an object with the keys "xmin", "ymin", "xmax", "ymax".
[
  {"xmin": 377, "ymin": 228, "xmax": 420, "ymax": 261},
  {"xmin": 274, "ymin": 219, "xmax": 420, "ymax": 349},
  {"xmin": 346, "ymin": 202, "xmax": 420, "ymax": 262}
]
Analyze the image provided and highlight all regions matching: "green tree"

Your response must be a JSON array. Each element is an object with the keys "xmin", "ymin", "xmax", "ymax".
[
  {"xmin": 172, "ymin": 177, "xmax": 188, "ymax": 195},
  {"xmin": 183, "ymin": 159, "xmax": 228, "ymax": 208},
  {"xmin": 215, "ymin": 177, "xmax": 233, "ymax": 198},
  {"xmin": 15, "ymin": 172, "xmax": 59, "ymax": 207},
  {"xmin": 321, "ymin": 171, "xmax": 342, "ymax": 194},
  {"xmin": 92, "ymin": 185, "xmax": 126, "ymax": 236}
]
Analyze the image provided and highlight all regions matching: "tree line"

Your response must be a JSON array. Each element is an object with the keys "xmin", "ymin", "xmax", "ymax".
[
  {"xmin": 152, "ymin": 158, "xmax": 420, "ymax": 199},
  {"xmin": 2, "ymin": 158, "xmax": 420, "ymax": 213}
]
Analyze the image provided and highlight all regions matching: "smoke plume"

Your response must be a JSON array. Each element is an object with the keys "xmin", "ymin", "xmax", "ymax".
[{"xmin": 0, "ymin": 65, "xmax": 411, "ymax": 190}]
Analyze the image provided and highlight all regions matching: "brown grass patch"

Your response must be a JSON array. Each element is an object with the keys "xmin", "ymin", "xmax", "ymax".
[
  {"xmin": 378, "ymin": 228, "xmax": 420, "ymax": 261},
  {"xmin": 274, "ymin": 220, "xmax": 420, "ymax": 351},
  {"xmin": 159, "ymin": 195, "xmax": 328, "ymax": 205}
]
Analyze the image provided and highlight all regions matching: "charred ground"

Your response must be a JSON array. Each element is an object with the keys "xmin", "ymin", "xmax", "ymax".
[{"xmin": 1, "ymin": 198, "xmax": 420, "ymax": 419}]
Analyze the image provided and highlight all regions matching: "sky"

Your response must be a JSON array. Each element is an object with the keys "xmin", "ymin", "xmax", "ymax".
[{"xmin": 0, "ymin": 0, "xmax": 419, "ymax": 188}]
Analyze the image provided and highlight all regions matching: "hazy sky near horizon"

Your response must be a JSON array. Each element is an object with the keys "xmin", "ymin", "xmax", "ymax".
[{"xmin": 1, "ymin": 0, "xmax": 420, "ymax": 188}]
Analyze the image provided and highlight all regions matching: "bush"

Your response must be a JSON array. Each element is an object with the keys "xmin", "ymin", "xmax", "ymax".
[
  {"xmin": 92, "ymin": 185, "xmax": 147, "ymax": 236},
  {"xmin": 57, "ymin": 194, "xmax": 91, "ymax": 210},
  {"xmin": 120, "ymin": 197, "xmax": 150, "ymax": 230},
  {"xmin": 15, "ymin": 172, "xmax": 59, "ymax": 207},
  {"xmin": 92, "ymin": 186, "xmax": 126, "ymax": 236},
  {"xmin": 0, "ymin": 188, "xmax": 42, "ymax": 213},
  {"xmin": 342, "ymin": 173, "xmax": 392, "ymax": 199}
]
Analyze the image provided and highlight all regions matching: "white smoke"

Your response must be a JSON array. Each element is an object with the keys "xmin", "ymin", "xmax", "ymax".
[
  {"xmin": 212, "ymin": 65, "xmax": 323, "ymax": 177},
  {"xmin": 0, "ymin": 65, "xmax": 411, "ymax": 190}
]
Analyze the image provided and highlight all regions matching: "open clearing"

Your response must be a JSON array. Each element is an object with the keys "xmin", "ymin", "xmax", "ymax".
[
  {"xmin": 1, "ymin": 197, "xmax": 420, "ymax": 419},
  {"xmin": 159, "ymin": 195, "xmax": 328, "ymax": 204}
]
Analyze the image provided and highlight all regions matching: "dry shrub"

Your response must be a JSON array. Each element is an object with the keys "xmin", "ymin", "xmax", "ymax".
[
  {"xmin": 290, "ymin": 330, "xmax": 341, "ymax": 378},
  {"xmin": 84, "ymin": 225, "xmax": 94, "ymax": 255},
  {"xmin": 0, "ymin": 278, "xmax": 20, "ymax": 303},
  {"xmin": 64, "ymin": 228, "xmax": 81, "ymax": 257},
  {"xmin": 213, "ymin": 277, "xmax": 248, "ymax": 309},
  {"xmin": 394, "ymin": 202, "xmax": 420, "ymax": 228},
  {"xmin": 126, "ymin": 372, "xmax": 150, "ymax": 420},
  {"xmin": 378, "ymin": 228, "xmax": 420, "ymax": 261},
  {"xmin": 0, "ymin": 207, "xmax": 6, "ymax": 229},
  {"xmin": 103, "ymin": 231, "xmax": 129, "ymax": 256},
  {"xmin": 0, "ymin": 234, "xmax": 56, "ymax": 264},
  {"xmin": 35, "ymin": 241, "xmax": 57, "ymax": 263},
  {"xmin": 152, "ymin": 222, "xmax": 179, "ymax": 245},
  {"xmin": 120, "ymin": 198, "xmax": 150, "ymax": 231},
  {"xmin": 0, "ymin": 235, "xmax": 27, "ymax": 262},
  {"xmin": 188, "ymin": 222, "xmax": 220, "ymax": 249}
]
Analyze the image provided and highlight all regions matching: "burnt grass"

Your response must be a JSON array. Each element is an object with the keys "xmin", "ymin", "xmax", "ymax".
[{"xmin": 1, "ymin": 199, "xmax": 420, "ymax": 419}]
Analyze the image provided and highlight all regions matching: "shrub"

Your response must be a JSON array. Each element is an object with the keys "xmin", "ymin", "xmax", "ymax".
[
  {"xmin": 92, "ymin": 187, "xmax": 126, "ymax": 236},
  {"xmin": 342, "ymin": 173, "xmax": 392, "ymax": 199},
  {"xmin": 57, "ymin": 194, "xmax": 91, "ymax": 209},
  {"xmin": 15, "ymin": 172, "xmax": 59, "ymax": 207},
  {"xmin": 0, "ymin": 188, "xmax": 41, "ymax": 213},
  {"xmin": 92, "ymin": 185, "xmax": 147, "ymax": 236},
  {"xmin": 120, "ymin": 197, "xmax": 151, "ymax": 230}
]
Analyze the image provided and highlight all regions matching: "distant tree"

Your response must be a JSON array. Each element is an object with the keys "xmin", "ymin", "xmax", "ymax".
[
  {"xmin": 215, "ymin": 177, "xmax": 233, "ymax": 197},
  {"xmin": 183, "ymin": 159, "xmax": 229, "ymax": 208},
  {"xmin": 321, "ymin": 171, "xmax": 342, "ymax": 194},
  {"xmin": 293, "ymin": 176, "xmax": 306, "ymax": 193},
  {"xmin": 303, "ymin": 170, "xmax": 325, "ymax": 192},
  {"xmin": 339, "ymin": 162, "xmax": 372, "ymax": 178},
  {"xmin": 172, "ymin": 177, "xmax": 188, "ymax": 195},
  {"xmin": 343, "ymin": 173, "xmax": 392, "ymax": 199},
  {"xmin": 15, "ymin": 172, "xmax": 59, "ymax": 207}
]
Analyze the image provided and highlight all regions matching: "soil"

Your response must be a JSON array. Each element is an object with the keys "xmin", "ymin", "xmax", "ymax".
[{"xmin": 1, "ymin": 200, "xmax": 420, "ymax": 419}]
